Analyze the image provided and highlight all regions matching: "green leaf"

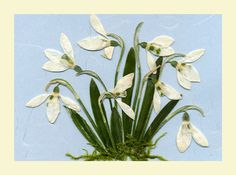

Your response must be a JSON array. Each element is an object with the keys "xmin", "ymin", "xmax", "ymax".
[
  {"xmin": 133, "ymin": 57, "xmax": 163, "ymax": 140},
  {"xmin": 110, "ymin": 107, "xmax": 123, "ymax": 144},
  {"xmin": 65, "ymin": 107, "xmax": 105, "ymax": 152},
  {"xmin": 133, "ymin": 78, "xmax": 155, "ymax": 140},
  {"xmin": 144, "ymin": 100, "xmax": 179, "ymax": 141},
  {"xmin": 90, "ymin": 79, "xmax": 111, "ymax": 147},
  {"xmin": 122, "ymin": 47, "xmax": 136, "ymax": 138}
]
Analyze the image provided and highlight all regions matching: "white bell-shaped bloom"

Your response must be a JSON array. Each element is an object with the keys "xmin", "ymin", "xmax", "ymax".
[
  {"xmin": 176, "ymin": 114, "xmax": 208, "ymax": 153},
  {"xmin": 153, "ymin": 81, "xmax": 182, "ymax": 113},
  {"xmin": 111, "ymin": 73, "xmax": 135, "ymax": 119},
  {"xmin": 43, "ymin": 33, "xmax": 76, "ymax": 72},
  {"xmin": 146, "ymin": 52, "xmax": 182, "ymax": 113},
  {"xmin": 26, "ymin": 88, "xmax": 80, "ymax": 124},
  {"xmin": 77, "ymin": 15, "xmax": 116, "ymax": 59},
  {"xmin": 141, "ymin": 35, "xmax": 175, "ymax": 57},
  {"xmin": 175, "ymin": 49, "xmax": 205, "ymax": 89}
]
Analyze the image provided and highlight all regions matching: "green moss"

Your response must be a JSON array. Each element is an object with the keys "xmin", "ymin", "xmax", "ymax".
[{"xmin": 66, "ymin": 136, "xmax": 167, "ymax": 161}]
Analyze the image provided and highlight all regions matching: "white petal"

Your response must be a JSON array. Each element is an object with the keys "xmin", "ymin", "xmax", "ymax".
[
  {"xmin": 60, "ymin": 33, "xmax": 74, "ymax": 57},
  {"xmin": 26, "ymin": 94, "xmax": 50, "ymax": 107},
  {"xmin": 78, "ymin": 36, "xmax": 108, "ymax": 51},
  {"xmin": 90, "ymin": 15, "xmax": 107, "ymax": 37},
  {"xmin": 116, "ymin": 99, "xmax": 135, "ymax": 119},
  {"xmin": 47, "ymin": 96, "xmax": 60, "ymax": 124},
  {"xmin": 42, "ymin": 61, "xmax": 68, "ymax": 72},
  {"xmin": 176, "ymin": 123, "xmax": 192, "ymax": 152},
  {"xmin": 113, "ymin": 73, "xmax": 134, "ymax": 94},
  {"xmin": 177, "ymin": 71, "xmax": 192, "ymax": 90},
  {"xmin": 182, "ymin": 49, "xmax": 205, "ymax": 63},
  {"xmin": 146, "ymin": 52, "xmax": 157, "ymax": 71},
  {"xmin": 44, "ymin": 49, "xmax": 62, "ymax": 63},
  {"xmin": 159, "ymin": 47, "xmax": 175, "ymax": 56},
  {"xmin": 60, "ymin": 95, "xmax": 80, "ymax": 112},
  {"xmin": 160, "ymin": 82, "xmax": 182, "ymax": 100},
  {"xmin": 153, "ymin": 89, "xmax": 161, "ymax": 113},
  {"xmin": 181, "ymin": 64, "xmax": 200, "ymax": 82},
  {"xmin": 103, "ymin": 46, "xmax": 114, "ymax": 59},
  {"xmin": 190, "ymin": 123, "xmax": 209, "ymax": 147},
  {"xmin": 151, "ymin": 35, "xmax": 174, "ymax": 47}
]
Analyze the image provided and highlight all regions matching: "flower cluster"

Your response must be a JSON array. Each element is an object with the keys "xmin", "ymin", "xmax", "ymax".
[
  {"xmin": 25, "ymin": 15, "xmax": 209, "ymax": 160},
  {"xmin": 141, "ymin": 35, "xmax": 207, "ymax": 151}
]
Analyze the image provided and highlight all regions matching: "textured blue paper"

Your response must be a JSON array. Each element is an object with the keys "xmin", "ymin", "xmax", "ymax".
[{"xmin": 14, "ymin": 14, "xmax": 221, "ymax": 160}]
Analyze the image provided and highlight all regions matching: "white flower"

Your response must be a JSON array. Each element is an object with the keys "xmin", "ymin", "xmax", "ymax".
[
  {"xmin": 174, "ymin": 49, "xmax": 205, "ymax": 89},
  {"xmin": 77, "ymin": 15, "xmax": 118, "ymax": 59},
  {"xmin": 153, "ymin": 81, "xmax": 182, "ymax": 113},
  {"xmin": 176, "ymin": 113, "xmax": 209, "ymax": 153},
  {"xmin": 26, "ymin": 87, "xmax": 80, "ymax": 124},
  {"xmin": 43, "ymin": 33, "xmax": 76, "ymax": 72},
  {"xmin": 146, "ymin": 52, "xmax": 182, "ymax": 113},
  {"xmin": 140, "ymin": 35, "xmax": 175, "ymax": 57},
  {"xmin": 111, "ymin": 73, "xmax": 135, "ymax": 119}
]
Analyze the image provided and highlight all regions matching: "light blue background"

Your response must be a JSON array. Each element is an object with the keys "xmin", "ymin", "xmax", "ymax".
[{"xmin": 14, "ymin": 14, "xmax": 221, "ymax": 161}]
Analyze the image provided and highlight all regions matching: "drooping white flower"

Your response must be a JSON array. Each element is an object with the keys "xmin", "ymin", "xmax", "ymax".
[
  {"xmin": 26, "ymin": 87, "xmax": 80, "ymax": 124},
  {"xmin": 173, "ymin": 49, "xmax": 205, "ymax": 89},
  {"xmin": 43, "ymin": 33, "xmax": 76, "ymax": 72},
  {"xmin": 153, "ymin": 81, "xmax": 182, "ymax": 113},
  {"xmin": 77, "ymin": 15, "xmax": 118, "ymax": 59},
  {"xmin": 111, "ymin": 73, "xmax": 135, "ymax": 119},
  {"xmin": 140, "ymin": 35, "xmax": 175, "ymax": 57},
  {"xmin": 146, "ymin": 52, "xmax": 182, "ymax": 113},
  {"xmin": 176, "ymin": 113, "xmax": 208, "ymax": 153}
]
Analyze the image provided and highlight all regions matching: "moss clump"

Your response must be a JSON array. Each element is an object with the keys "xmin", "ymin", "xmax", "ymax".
[{"xmin": 66, "ymin": 136, "xmax": 167, "ymax": 161}]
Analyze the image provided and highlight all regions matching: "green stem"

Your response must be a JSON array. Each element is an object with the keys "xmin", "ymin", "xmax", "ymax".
[
  {"xmin": 107, "ymin": 33, "xmax": 125, "ymax": 108},
  {"xmin": 156, "ymin": 105, "xmax": 204, "ymax": 133},
  {"xmin": 107, "ymin": 33, "xmax": 125, "ymax": 87},
  {"xmin": 132, "ymin": 22, "xmax": 144, "ymax": 111},
  {"xmin": 159, "ymin": 53, "xmax": 185, "ymax": 79},
  {"xmin": 98, "ymin": 99, "xmax": 116, "ymax": 150},
  {"xmin": 75, "ymin": 68, "xmax": 113, "ymax": 110}
]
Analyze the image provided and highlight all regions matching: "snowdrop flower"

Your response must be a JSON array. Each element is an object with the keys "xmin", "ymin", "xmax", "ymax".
[
  {"xmin": 146, "ymin": 52, "xmax": 182, "ymax": 113},
  {"xmin": 26, "ymin": 86, "xmax": 80, "ymax": 124},
  {"xmin": 171, "ymin": 49, "xmax": 205, "ymax": 89},
  {"xmin": 176, "ymin": 113, "xmax": 208, "ymax": 153},
  {"xmin": 100, "ymin": 73, "xmax": 135, "ymax": 119},
  {"xmin": 112, "ymin": 73, "xmax": 135, "ymax": 119},
  {"xmin": 43, "ymin": 33, "xmax": 76, "ymax": 72},
  {"xmin": 78, "ymin": 15, "xmax": 119, "ymax": 59},
  {"xmin": 140, "ymin": 35, "xmax": 175, "ymax": 57},
  {"xmin": 154, "ymin": 81, "xmax": 182, "ymax": 113}
]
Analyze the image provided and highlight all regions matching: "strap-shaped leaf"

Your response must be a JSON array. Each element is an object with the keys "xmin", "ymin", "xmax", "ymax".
[
  {"xmin": 90, "ymin": 79, "xmax": 111, "ymax": 147},
  {"xmin": 65, "ymin": 107, "xmax": 105, "ymax": 151},
  {"xmin": 133, "ymin": 57, "xmax": 163, "ymax": 140},
  {"xmin": 133, "ymin": 78, "xmax": 155, "ymax": 140},
  {"xmin": 122, "ymin": 47, "xmax": 136, "ymax": 138},
  {"xmin": 144, "ymin": 100, "xmax": 179, "ymax": 141},
  {"xmin": 110, "ymin": 107, "xmax": 123, "ymax": 144}
]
